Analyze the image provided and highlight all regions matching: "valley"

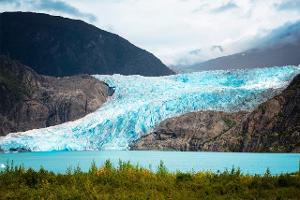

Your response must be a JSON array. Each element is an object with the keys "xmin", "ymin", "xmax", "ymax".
[{"xmin": 1, "ymin": 65, "xmax": 299, "ymax": 152}]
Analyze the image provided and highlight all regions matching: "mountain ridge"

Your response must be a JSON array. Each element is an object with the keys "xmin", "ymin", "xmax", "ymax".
[
  {"xmin": 185, "ymin": 43, "xmax": 300, "ymax": 72},
  {"xmin": 0, "ymin": 12, "xmax": 174, "ymax": 77},
  {"xmin": 177, "ymin": 21, "xmax": 300, "ymax": 72}
]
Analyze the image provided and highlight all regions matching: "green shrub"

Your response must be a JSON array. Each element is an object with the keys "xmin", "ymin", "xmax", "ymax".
[
  {"xmin": 157, "ymin": 160, "xmax": 168, "ymax": 175},
  {"xmin": 1, "ymin": 160, "xmax": 300, "ymax": 199},
  {"xmin": 176, "ymin": 172, "xmax": 193, "ymax": 182}
]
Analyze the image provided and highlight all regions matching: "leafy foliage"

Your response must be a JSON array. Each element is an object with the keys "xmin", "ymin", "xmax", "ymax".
[{"xmin": 0, "ymin": 160, "xmax": 300, "ymax": 199}]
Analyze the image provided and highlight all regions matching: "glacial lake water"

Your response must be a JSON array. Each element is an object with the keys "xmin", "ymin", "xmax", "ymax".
[{"xmin": 0, "ymin": 151, "xmax": 299, "ymax": 175}]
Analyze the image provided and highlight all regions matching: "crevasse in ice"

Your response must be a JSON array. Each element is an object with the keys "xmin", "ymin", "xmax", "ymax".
[{"xmin": 0, "ymin": 66, "xmax": 300, "ymax": 151}]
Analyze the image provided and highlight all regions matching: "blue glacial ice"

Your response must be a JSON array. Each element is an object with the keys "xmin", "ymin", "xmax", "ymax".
[{"xmin": 0, "ymin": 66, "xmax": 300, "ymax": 152}]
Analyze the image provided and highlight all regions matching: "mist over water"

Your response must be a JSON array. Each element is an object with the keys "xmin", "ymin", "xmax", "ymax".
[{"xmin": 1, "ymin": 66, "xmax": 300, "ymax": 152}]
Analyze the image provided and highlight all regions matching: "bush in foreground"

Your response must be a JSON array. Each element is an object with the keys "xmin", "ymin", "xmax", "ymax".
[{"xmin": 0, "ymin": 160, "xmax": 300, "ymax": 199}]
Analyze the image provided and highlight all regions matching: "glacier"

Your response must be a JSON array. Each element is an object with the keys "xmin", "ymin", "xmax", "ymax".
[{"xmin": 0, "ymin": 66, "xmax": 300, "ymax": 152}]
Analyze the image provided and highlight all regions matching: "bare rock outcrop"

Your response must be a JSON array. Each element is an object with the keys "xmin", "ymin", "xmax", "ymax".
[
  {"xmin": 131, "ymin": 74, "xmax": 300, "ymax": 152},
  {"xmin": 0, "ymin": 56, "xmax": 110, "ymax": 135},
  {"xmin": 131, "ymin": 111, "xmax": 248, "ymax": 151}
]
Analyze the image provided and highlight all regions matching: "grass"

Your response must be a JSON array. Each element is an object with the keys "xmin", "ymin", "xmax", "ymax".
[{"xmin": 1, "ymin": 160, "xmax": 300, "ymax": 199}]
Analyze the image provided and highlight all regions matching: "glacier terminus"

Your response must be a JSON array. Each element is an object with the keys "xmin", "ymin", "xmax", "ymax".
[{"xmin": 0, "ymin": 66, "xmax": 300, "ymax": 152}]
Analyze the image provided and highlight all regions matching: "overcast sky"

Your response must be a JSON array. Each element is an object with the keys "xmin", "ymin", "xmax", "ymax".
[{"xmin": 1, "ymin": 0, "xmax": 300, "ymax": 66}]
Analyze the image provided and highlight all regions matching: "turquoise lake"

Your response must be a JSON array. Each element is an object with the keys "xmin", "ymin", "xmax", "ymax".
[{"xmin": 0, "ymin": 151, "xmax": 299, "ymax": 175}]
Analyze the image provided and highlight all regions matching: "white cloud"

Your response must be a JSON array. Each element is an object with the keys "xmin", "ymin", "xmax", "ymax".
[{"xmin": 1, "ymin": 0, "xmax": 300, "ymax": 66}]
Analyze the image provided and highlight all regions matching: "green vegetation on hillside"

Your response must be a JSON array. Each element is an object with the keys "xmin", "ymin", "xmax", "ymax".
[
  {"xmin": 1, "ymin": 160, "xmax": 300, "ymax": 199},
  {"xmin": 222, "ymin": 117, "xmax": 236, "ymax": 127},
  {"xmin": 0, "ymin": 70, "xmax": 30, "ymax": 101}
]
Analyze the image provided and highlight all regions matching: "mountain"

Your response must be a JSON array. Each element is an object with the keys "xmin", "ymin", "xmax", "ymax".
[
  {"xmin": 0, "ymin": 12, "xmax": 174, "ymax": 76},
  {"xmin": 182, "ymin": 21, "xmax": 300, "ymax": 72},
  {"xmin": 131, "ymin": 74, "xmax": 300, "ymax": 152},
  {"xmin": 0, "ymin": 55, "xmax": 110, "ymax": 136},
  {"xmin": 3, "ymin": 65, "xmax": 299, "ymax": 151},
  {"xmin": 186, "ymin": 44, "xmax": 300, "ymax": 71}
]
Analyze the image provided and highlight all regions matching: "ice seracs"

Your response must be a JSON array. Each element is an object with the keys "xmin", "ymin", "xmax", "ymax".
[{"xmin": 0, "ymin": 66, "xmax": 300, "ymax": 152}]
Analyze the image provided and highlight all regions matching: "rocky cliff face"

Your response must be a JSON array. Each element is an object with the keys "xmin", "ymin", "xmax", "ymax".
[
  {"xmin": 130, "ymin": 111, "xmax": 248, "ymax": 151},
  {"xmin": 0, "ymin": 12, "xmax": 174, "ymax": 77},
  {"xmin": 237, "ymin": 74, "xmax": 300, "ymax": 152},
  {"xmin": 0, "ymin": 56, "xmax": 109, "ymax": 136},
  {"xmin": 131, "ymin": 74, "xmax": 300, "ymax": 152}
]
